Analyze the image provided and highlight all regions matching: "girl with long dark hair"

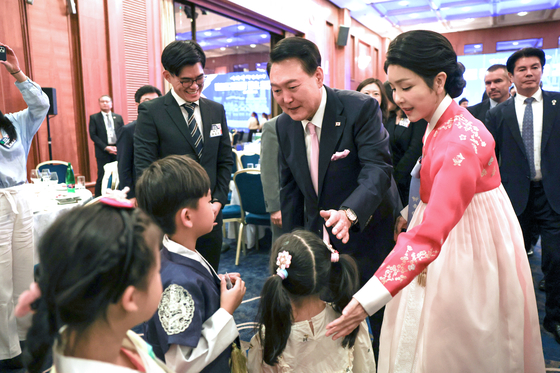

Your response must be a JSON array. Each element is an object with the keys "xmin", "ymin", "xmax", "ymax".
[
  {"xmin": 326, "ymin": 30, "xmax": 544, "ymax": 372},
  {"xmin": 248, "ymin": 230, "xmax": 375, "ymax": 372}
]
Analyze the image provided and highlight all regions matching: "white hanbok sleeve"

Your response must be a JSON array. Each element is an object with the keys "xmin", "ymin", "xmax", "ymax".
[{"xmin": 164, "ymin": 308, "xmax": 238, "ymax": 372}]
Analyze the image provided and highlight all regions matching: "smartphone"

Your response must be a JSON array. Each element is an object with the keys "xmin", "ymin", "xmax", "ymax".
[{"xmin": 0, "ymin": 46, "xmax": 6, "ymax": 61}]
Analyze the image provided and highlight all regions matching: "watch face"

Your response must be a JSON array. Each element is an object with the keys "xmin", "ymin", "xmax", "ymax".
[{"xmin": 346, "ymin": 209, "xmax": 357, "ymax": 221}]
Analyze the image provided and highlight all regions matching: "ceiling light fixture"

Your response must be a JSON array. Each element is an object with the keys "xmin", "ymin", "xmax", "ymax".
[
  {"xmin": 220, "ymin": 47, "xmax": 226, "ymax": 51},
  {"xmin": 204, "ymin": 31, "xmax": 211, "ymax": 36},
  {"xmin": 518, "ymin": 11, "xmax": 528, "ymax": 16},
  {"xmin": 462, "ymin": 7, "xmax": 471, "ymax": 11},
  {"xmin": 238, "ymin": 25, "xmax": 245, "ymax": 30},
  {"xmin": 399, "ymin": 1, "xmax": 409, "ymax": 5},
  {"xmin": 409, "ymin": 13, "xmax": 418, "ymax": 18},
  {"xmin": 261, "ymin": 34, "xmax": 268, "ymax": 38},
  {"xmin": 250, "ymin": 44, "xmax": 256, "ymax": 48},
  {"xmin": 215, "ymin": 28, "xmax": 221, "ymax": 31},
  {"xmin": 227, "ymin": 38, "xmax": 233, "ymax": 42}
]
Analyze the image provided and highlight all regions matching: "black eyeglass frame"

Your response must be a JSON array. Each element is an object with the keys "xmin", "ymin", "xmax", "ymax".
[{"xmin": 177, "ymin": 74, "xmax": 206, "ymax": 89}]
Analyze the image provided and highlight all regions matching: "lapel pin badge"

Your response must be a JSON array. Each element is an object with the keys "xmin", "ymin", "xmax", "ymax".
[
  {"xmin": 553, "ymin": 100, "xmax": 557, "ymax": 106},
  {"xmin": 335, "ymin": 122, "xmax": 341, "ymax": 127}
]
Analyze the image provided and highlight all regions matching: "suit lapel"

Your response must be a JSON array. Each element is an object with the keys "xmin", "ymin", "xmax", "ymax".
[
  {"xmin": 541, "ymin": 91, "xmax": 558, "ymax": 150},
  {"xmin": 504, "ymin": 100, "xmax": 527, "ymax": 157},
  {"xmin": 199, "ymin": 98, "xmax": 213, "ymax": 162},
  {"xmin": 318, "ymin": 87, "xmax": 345, "ymax": 197},
  {"xmin": 96, "ymin": 112, "xmax": 108, "ymax": 144},
  {"xmin": 164, "ymin": 92, "xmax": 197, "ymax": 154}
]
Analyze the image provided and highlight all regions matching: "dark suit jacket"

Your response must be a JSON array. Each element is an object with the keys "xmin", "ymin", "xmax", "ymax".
[
  {"xmin": 277, "ymin": 86, "xmax": 400, "ymax": 283},
  {"xmin": 385, "ymin": 113, "xmax": 427, "ymax": 205},
  {"xmin": 134, "ymin": 92, "xmax": 233, "ymax": 206},
  {"xmin": 88, "ymin": 111, "xmax": 124, "ymax": 160},
  {"xmin": 486, "ymin": 90, "xmax": 560, "ymax": 215},
  {"xmin": 467, "ymin": 99, "xmax": 491, "ymax": 125},
  {"xmin": 116, "ymin": 121, "xmax": 136, "ymax": 198},
  {"xmin": 260, "ymin": 117, "xmax": 280, "ymax": 213}
]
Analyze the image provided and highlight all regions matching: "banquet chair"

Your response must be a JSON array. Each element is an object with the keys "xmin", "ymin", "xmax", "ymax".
[
  {"xmin": 101, "ymin": 161, "xmax": 119, "ymax": 196},
  {"xmin": 37, "ymin": 161, "xmax": 68, "ymax": 183},
  {"xmin": 240, "ymin": 153, "xmax": 260, "ymax": 168},
  {"xmin": 233, "ymin": 169, "xmax": 270, "ymax": 265},
  {"xmin": 231, "ymin": 149, "xmax": 242, "ymax": 175}
]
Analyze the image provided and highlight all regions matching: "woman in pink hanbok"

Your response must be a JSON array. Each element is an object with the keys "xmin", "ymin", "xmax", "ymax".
[{"xmin": 326, "ymin": 30, "xmax": 544, "ymax": 372}]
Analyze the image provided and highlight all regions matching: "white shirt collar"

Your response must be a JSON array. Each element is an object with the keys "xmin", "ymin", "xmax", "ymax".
[
  {"xmin": 171, "ymin": 88, "xmax": 200, "ymax": 107},
  {"xmin": 425, "ymin": 94, "xmax": 453, "ymax": 140},
  {"xmin": 515, "ymin": 87, "xmax": 543, "ymax": 105},
  {"xmin": 163, "ymin": 235, "xmax": 216, "ymax": 277},
  {"xmin": 489, "ymin": 98, "xmax": 499, "ymax": 108},
  {"xmin": 301, "ymin": 86, "xmax": 327, "ymax": 130}
]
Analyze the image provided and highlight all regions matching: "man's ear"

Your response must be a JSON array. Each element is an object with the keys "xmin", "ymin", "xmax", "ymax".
[
  {"xmin": 163, "ymin": 70, "xmax": 173, "ymax": 84},
  {"xmin": 176, "ymin": 207, "xmax": 194, "ymax": 229},
  {"xmin": 314, "ymin": 66, "xmax": 325, "ymax": 88},
  {"xmin": 120, "ymin": 286, "xmax": 140, "ymax": 313}
]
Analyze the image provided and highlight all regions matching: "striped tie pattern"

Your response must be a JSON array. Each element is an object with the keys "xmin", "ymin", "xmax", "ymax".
[
  {"xmin": 183, "ymin": 102, "xmax": 204, "ymax": 159},
  {"xmin": 522, "ymin": 97, "xmax": 536, "ymax": 179}
]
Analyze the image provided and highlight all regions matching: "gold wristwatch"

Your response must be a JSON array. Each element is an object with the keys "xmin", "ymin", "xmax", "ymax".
[{"xmin": 342, "ymin": 207, "xmax": 358, "ymax": 226}]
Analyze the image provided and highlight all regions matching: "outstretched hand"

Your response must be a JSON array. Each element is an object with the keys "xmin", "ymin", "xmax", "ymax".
[
  {"xmin": 320, "ymin": 209, "xmax": 351, "ymax": 243},
  {"xmin": 0, "ymin": 43, "xmax": 21, "ymax": 74},
  {"xmin": 325, "ymin": 298, "xmax": 368, "ymax": 340}
]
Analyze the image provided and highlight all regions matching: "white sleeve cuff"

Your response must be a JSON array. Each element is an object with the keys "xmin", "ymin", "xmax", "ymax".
[
  {"xmin": 353, "ymin": 276, "xmax": 392, "ymax": 316},
  {"xmin": 400, "ymin": 205, "xmax": 408, "ymax": 220}
]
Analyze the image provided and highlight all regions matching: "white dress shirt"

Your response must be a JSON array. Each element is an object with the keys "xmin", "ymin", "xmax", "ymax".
[
  {"xmin": 301, "ymin": 86, "xmax": 327, "ymax": 170},
  {"xmin": 514, "ymin": 88, "xmax": 543, "ymax": 181},
  {"xmin": 103, "ymin": 111, "xmax": 117, "ymax": 145},
  {"xmin": 171, "ymin": 89, "xmax": 204, "ymax": 137},
  {"xmin": 162, "ymin": 235, "xmax": 238, "ymax": 373}
]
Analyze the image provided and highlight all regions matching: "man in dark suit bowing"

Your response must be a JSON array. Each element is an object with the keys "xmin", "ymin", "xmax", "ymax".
[
  {"xmin": 134, "ymin": 41, "xmax": 233, "ymax": 271},
  {"xmin": 89, "ymin": 95, "xmax": 124, "ymax": 197},
  {"xmin": 269, "ymin": 37, "xmax": 399, "ymax": 361},
  {"xmin": 486, "ymin": 47, "xmax": 560, "ymax": 344},
  {"xmin": 116, "ymin": 85, "xmax": 162, "ymax": 201},
  {"xmin": 467, "ymin": 64, "xmax": 511, "ymax": 124}
]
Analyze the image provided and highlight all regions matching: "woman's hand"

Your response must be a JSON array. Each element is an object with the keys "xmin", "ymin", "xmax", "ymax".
[
  {"xmin": 325, "ymin": 298, "xmax": 368, "ymax": 340},
  {"xmin": 0, "ymin": 43, "xmax": 21, "ymax": 74},
  {"xmin": 394, "ymin": 215, "xmax": 408, "ymax": 241}
]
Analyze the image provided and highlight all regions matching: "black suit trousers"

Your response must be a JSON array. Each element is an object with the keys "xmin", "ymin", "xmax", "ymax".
[{"xmin": 518, "ymin": 181, "xmax": 560, "ymax": 322}]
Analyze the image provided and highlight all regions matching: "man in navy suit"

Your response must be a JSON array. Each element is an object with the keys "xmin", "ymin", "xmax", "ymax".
[
  {"xmin": 134, "ymin": 41, "xmax": 232, "ymax": 271},
  {"xmin": 116, "ymin": 85, "xmax": 162, "ymax": 200},
  {"xmin": 467, "ymin": 64, "xmax": 511, "ymax": 124},
  {"xmin": 88, "ymin": 95, "xmax": 124, "ymax": 197},
  {"xmin": 269, "ymin": 37, "xmax": 399, "ymax": 361},
  {"xmin": 486, "ymin": 48, "xmax": 560, "ymax": 344}
]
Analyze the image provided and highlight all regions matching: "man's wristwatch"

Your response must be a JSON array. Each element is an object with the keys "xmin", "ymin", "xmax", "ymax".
[{"xmin": 342, "ymin": 207, "xmax": 358, "ymax": 226}]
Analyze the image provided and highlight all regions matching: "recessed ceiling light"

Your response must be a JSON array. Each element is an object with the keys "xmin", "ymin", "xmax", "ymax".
[
  {"xmin": 227, "ymin": 38, "xmax": 233, "ymax": 42},
  {"xmin": 513, "ymin": 41, "xmax": 519, "ymax": 45},
  {"xmin": 399, "ymin": 1, "xmax": 409, "ymax": 5},
  {"xmin": 409, "ymin": 13, "xmax": 418, "ymax": 18},
  {"xmin": 220, "ymin": 47, "xmax": 226, "ymax": 51},
  {"xmin": 474, "ymin": 44, "xmax": 481, "ymax": 48},
  {"xmin": 200, "ymin": 41, "xmax": 206, "ymax": 46},
  {"xmin": 204, "ymin": 31, "xmax": 212, "ymax": 36},
  {"xmin": 215, "ymin": 28, "xmax": 221, "ymax": 31},
  {"xmin": 238, "ymin": 25, "xmax": 245, "ymax": 30},
  {"xmin": 518, "ymin": 11, "xmax": 528, "ymax": 16},
  {"xmin": 261, "ymin": 34, "xmax": 268, "ymax": 38},
  {"xmin": 462, "ymin": 7, "xmax": 471, "ymax": 11},
  {"xmin": 250, "ymin": 44, "xmax": 256, "ymax": 48},
  {"xmin": 521, "ymin": 0, "xmax": 531, "ymax": 3}
]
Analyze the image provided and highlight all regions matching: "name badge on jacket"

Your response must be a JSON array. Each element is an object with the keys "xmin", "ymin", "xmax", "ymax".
[
  {"xmin": 0, "ymin": 136, "xmax": 17, "ymax": 149},
  {"xmin": 210, "ymin": 123, "xmax": 222, "ymax": 137}
]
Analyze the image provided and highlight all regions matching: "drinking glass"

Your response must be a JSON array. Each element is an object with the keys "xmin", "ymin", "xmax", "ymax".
[
  {"xmin": 77, "ymin": 176, "xmax": 86, "ymax": 190},
  {"xmin": 247, "ymin": 163, "xmax": 254, "ymax": 169},
  {"xmin": 41, "ymin": 169, "xmax": 51, "ymax": 183},
  {"xmin": 30, "ymin": 169, "xmax": 41, "ymax": 184},
  {"xmin": 49, "ymin": 172, "xmax": 59, "ymax": 186}
]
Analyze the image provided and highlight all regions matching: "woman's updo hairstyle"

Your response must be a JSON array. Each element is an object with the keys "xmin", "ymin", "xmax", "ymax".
[{"xmin": 384, "ymin": 30, "xmax": 466, "ymax": 98}]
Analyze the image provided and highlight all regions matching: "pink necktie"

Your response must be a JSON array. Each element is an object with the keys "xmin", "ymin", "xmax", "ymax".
[
  {"xmin": 307, "ymin": 122, "xmax": 330, "ymax": 244},
  {"xmin": 307, "ymin": 122, "xmax": 319, "ymax": 194}
]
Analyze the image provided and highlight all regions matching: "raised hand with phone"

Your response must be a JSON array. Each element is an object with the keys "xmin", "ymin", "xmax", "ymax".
[{"xmin": 0, "ymin": 43, "xmax": 26, "ymax": 83}]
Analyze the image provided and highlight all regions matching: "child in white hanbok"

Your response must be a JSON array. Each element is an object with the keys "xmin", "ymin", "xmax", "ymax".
[
  {"xmin": 248, "ymin": 231, "xmax": 375, "ymax": 373},
  {"xmin": 15, "ymin": 199, "xmax": 173, "ymax": 373}
]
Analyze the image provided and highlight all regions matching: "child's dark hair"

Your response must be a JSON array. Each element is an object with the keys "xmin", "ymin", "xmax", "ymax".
[
  {"xmin": 136, "ymin": 154, "xmax": 211, "ymax": 235},
  {"xmin": 255, "ymin": 230, "xmax": 360, "ymax": 366},
  {"xmin": 23, "ymin": 203, "xmax": 161, "ymax": 373}
]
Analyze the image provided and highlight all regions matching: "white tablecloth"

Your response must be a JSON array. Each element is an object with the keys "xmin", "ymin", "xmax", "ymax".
[{"xmin": 20, "ymin": 184, "xmax": 93, "ymax": 261}]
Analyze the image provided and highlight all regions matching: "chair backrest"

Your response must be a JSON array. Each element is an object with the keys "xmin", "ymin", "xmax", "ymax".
[
  {"xmin": 234, "ymin": 170, "xmax": 267, "ymax": 215},
  {"xmin": 231, "ymin": 149, "xmax": 242, "ymax": 174},
  {"xmin": 37, "ymin": 161, "xmax": 68, "ymax": 183},
  {"xmin": 101, "ymin": 161, "xmax": 119, "ymax": 196},
  {"xmin": 240, "ymin": 153, "xmax": 260, "ymax": 168}
]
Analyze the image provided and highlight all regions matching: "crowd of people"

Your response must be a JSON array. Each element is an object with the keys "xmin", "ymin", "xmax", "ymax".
[{"xmin": 0, "ymin": 26, "xmax": 557, "ymax": 373}]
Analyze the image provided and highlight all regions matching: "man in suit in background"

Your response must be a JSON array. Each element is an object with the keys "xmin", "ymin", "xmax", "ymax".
[
  {"xmin": 116, "ymin": 85, "xmax": 162, "ymax": 201},
  {"xmin": 486, "ymin": 48, "xmax": 560, "ymax": 344},
  {"xmin": 134, "ymin": 40, "xmax": 232, "ymax": 271},
  {"xmin": 89, "ymin": 95, "xmax": 124, "ymax": 197},
  {"xmin": 468, "ymin": 64, "xmax": 511, "ymax": 124},
  {"xmin": 259, "ymin": 116, "xmax": 282, "ymax": 243},
  {"xmin": 269, "ymin": 37, "xmax": 399, "ymax": 361}
]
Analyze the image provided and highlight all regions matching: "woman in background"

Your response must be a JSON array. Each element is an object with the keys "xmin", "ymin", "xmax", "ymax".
[
  {"xmin": 357, "ymin": 78, "xmax": 388, "ymax": 124},
  {"xmin": 248, "ymin": 111, "xmax": 261, "ymax": 142},
  {"xmin": 382, "ymin": 81, "xmax": 427, "ymax": 205}
]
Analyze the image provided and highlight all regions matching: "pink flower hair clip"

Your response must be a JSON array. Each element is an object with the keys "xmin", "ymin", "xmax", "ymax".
[
  {"xmin": 326, "ymin": 244, "xmax": 339, "ymax": 263},
  {"xmin": 15, "ymin": 282, "xmax": 41, "ymax": 318},
  {"xmin": 276, "ymin": 250, "xmax": 292, "ymax": 280}
]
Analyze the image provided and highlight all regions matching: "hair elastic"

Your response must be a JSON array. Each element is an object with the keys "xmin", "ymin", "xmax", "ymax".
[
  {"xmin": 326, "ymin": 244, "xmax": 339, "ymax": 263},
  {"xmin": 276, "ymin": 250, "xmax": 292, "ymax": 280}
]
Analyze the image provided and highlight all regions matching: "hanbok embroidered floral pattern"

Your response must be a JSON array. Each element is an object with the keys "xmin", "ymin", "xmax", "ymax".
[{"xmin": 378, "ymin": 245, "xmax": 439, "ymax": 285}]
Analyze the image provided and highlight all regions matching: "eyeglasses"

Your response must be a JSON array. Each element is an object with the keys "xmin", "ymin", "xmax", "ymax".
[{"xmin": 178, "ymin": 74, "xmax": 206, "ymax": 88}]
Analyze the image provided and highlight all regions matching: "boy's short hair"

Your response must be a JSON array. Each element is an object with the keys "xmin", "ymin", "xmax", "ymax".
[{"xmin": 136, "ymin": 155, "xmax": 211, "ymax": 235}]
